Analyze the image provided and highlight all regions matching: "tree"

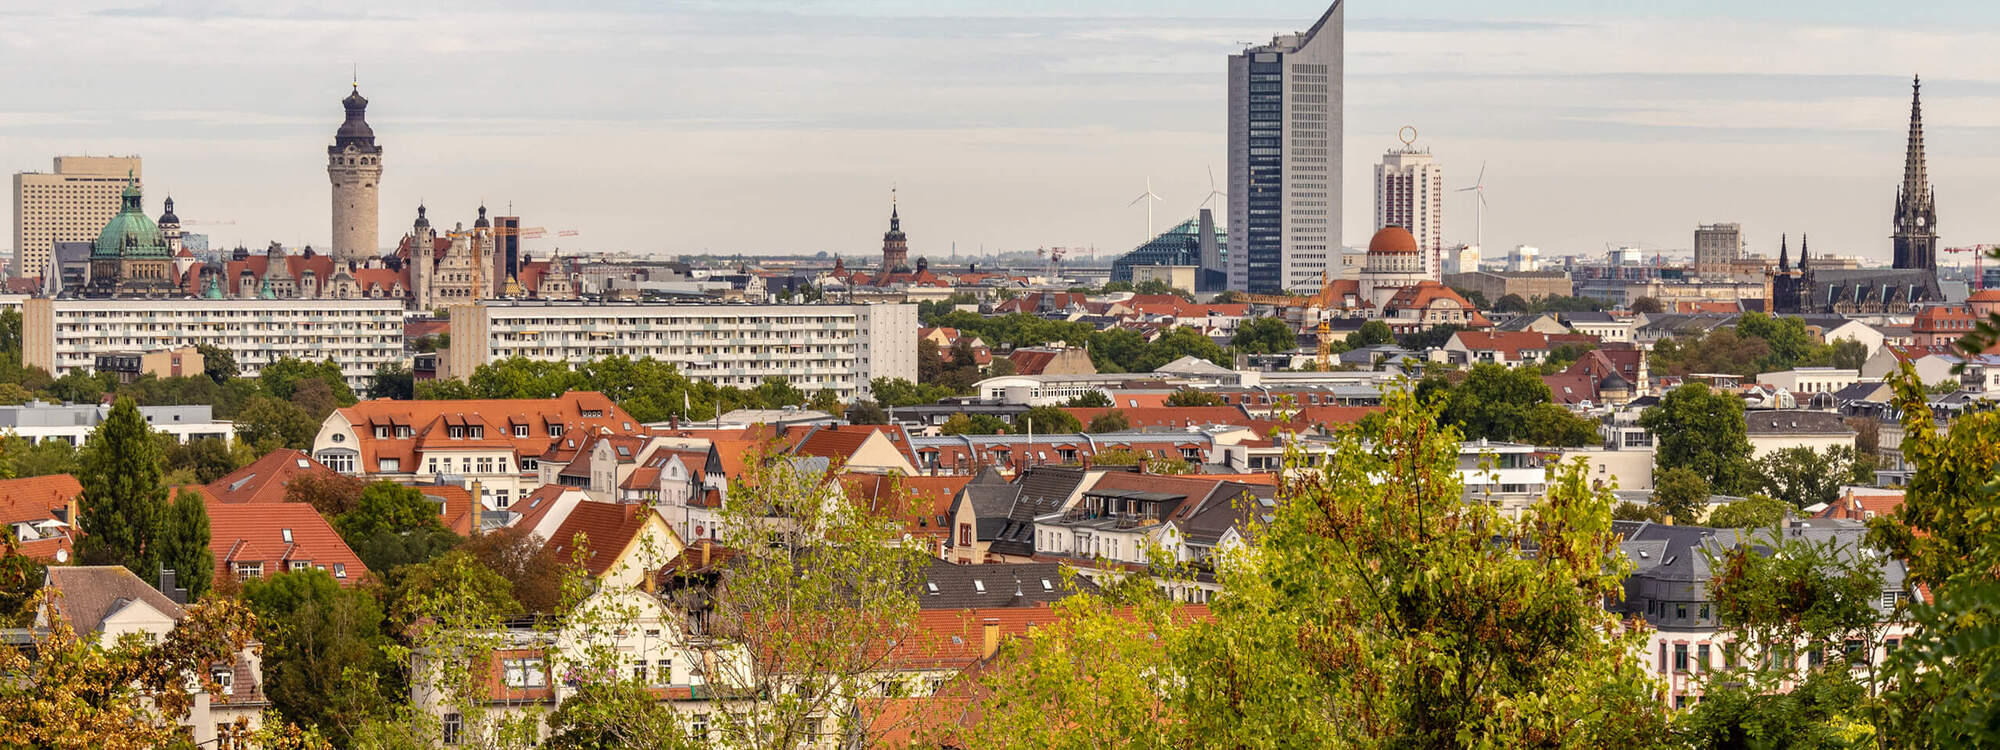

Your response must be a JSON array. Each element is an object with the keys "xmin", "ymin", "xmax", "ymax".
[
  {"xmin": 1450, "ymin": 287, "xmax": 1489, "ymax": 309},
  {"xmin": 0, "ymin": 434, "xmax": 80, "ymax": 478},
  {"xmin": 940, "ymin": 412, "xmax": 1009, "ymax": 436},
  {"xmin": 1132, "ymin": 279, "xmax": 1192, "ymax": 300},
  {"xmin": 77, "ymin": 398, "xmax": 168, "ymax": 578},
  {"xmin": 236, "ymin": 396, "xmax": 319, "ymax": 450},
  {"xmin": 869, "ymin": 377, "xmax": 955, "ymax": 408},
  {"xmin": 243, "ymin": 569, "xmax": 395, "ymax": 746},
  {"xmin": 545, "ymin": 683, "xmax": 689, "ymax": 750},
  {"xmin": 1230, "ymin": 317, "xmax": 1296, "ymax": 355},
  {"xmin": 0, "ymin": 594, "xmax": 257, "ymax": 750},
  {"xmin": 1087, "ymin": 410, "xmax": 1131, "ymax": 434},
  {"xmin": 260, "ymin": 357, "xmax": 357, "ymax": 407},
  {"xmin": 157, "ymin": 488, "xmax": 213, "ymax": 600},
  {"xmin": 1062, "ymin": 390, "xmax": 1111, "ymax": 408},
  {"xmin": 161, "ymin": 437, "xmax": 238, "ymax": 485},
  {"xmin": 807, "ymin": 388, "xmax": 844, "ymax": 418},
  {"xmin": 1755, "ymin": 445, "xmax": 1869, "ymax": 509},
  {"xmin": 845, "ymin": 400, "xmax": 889, "ymax": 425},
  {"xmin": 916, "ymin": 338, "xmax": 944, "ymax": 384},
  {"xmin": 334, "ymin": 482, "xmax": 462, "ymax": 576},
  {"xmin": 1164, "ymin": 389, "xmax": 1222, "ymax": 407},
  {"xmin": 1829, "ymin": 338, "xmax": 1868, "ymax": 370},
  {"xmin": 1493, "ymin": 293, "xmax": 1530, "ymax": 312},
  {"xmin": 1652, "ymin": 466, "xmax": 1711, "ymax": 524},
  {"xmin": 1705, "ymin": 495, "xmax": 1790, "ymax": 529},
  {"xmin": 1348, "ymin": 319, "xmax": 1394, "ymax": 347},
  {"xmin": 285, "ymin": 472, "xmax": 367, "ymax": 517},
  {"xmin": 1014, "ymin": 405, "xmax": 1081, "ymax": 435},
  {"xmin": 1629, "ymin": 296, "xmax": 1665, "ymax": 314},
  {"xmin": 366, "ymin": 363, "xmax": 414, "ymax": 401},
  {"xmin": 387, "ymin": 550, "xmax": 522, "ymax": 630},
  {"xmin": 1639, "ymin": 383, "xmax": 1755, "ymax": 494},
  {"xmin": 195, "ymin": 343, "xmax": 238, "ymax": 384},
  {"xmin": 1676, "ymin": 529, "xmax": 1887, "ymax": 746},
  {"xmin": 0, "ymin": 541, "xmax": 44, "ymax": 627},
  {"xmin": 458, "ymin": 526, "xmax": 565, "ymax": 614},
  {"xmin": 697, "ymin": 445, "xmax": 926, "ymax": 748},
  {"xmin": 958, "ymin": 388, "xmax": 1669, "ymax": 746},
  {"xmin": 750, "ymin": 376, "xmax": 805, "ymax": 409},
  {"xmin": 984, "ymin": 357, "xmax": 1017, "ymax": 377},
  {"xmin": 1613, "ymin": 501, "xmax": 1667, "ymax": 523},
  {"xmin": 1422, "ymin": 363, "xmax": 1599, "ymax": 447}
]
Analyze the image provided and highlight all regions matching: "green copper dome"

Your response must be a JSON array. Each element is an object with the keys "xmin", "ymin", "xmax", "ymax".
[{"xmin": 93, "ymin": 174, "xmax": 168, "ymax": 260}]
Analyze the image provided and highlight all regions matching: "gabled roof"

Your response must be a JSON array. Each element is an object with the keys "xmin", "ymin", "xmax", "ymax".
[
  {"xmin": 0, "ymin": 474, "xmax": 82, "ymax": 527},
  {"xmin": 208, "ymin": 500, "xmax": 369, "ymax": 586},
  {"xmin": 1744, "ymin": 410, "xmax": 1857, "ymax": 436},
  {"xmin": 1062, "ymin": 406, "xmax": 1250, "ymax": 430},
  {"xmin": 545, "ymin": 501, "xmax": 659, "ymax": 576},
  {"xmin": 204, "ymin": 449, "xmax": 337, "ymax": 504},
  {"xmin": 913, "ymin": 558, "xmax": 1098, "ymax": 610},
  {"xmin": 1448, "ymin": 330, "xmax": 1551, "ymax": 359},
  {"xmin": 332, "ymin": 392, "xmax": 641, "ymax": 474},
  {"xmin": 44, "ymin": 566, "xmax": 184, "ymax": 634}
]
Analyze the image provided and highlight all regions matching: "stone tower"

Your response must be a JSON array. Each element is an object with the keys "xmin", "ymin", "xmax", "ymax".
[
  {"xmin": 880, "ymin": 189, "xmax": 908, "ymax": 273},
  {"xmin": 408, "ymin": 204, "xmax": 434, "ymax": 310},
  {"xmin": 328, "ymin": 82, "xmax": 383, "ymax": 265},
  {"xmin": 1892, "ymin": 75, "xmax": 1937, "ymax": 272}
]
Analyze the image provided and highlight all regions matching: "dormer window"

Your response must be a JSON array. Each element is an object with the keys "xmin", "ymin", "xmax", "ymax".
[
  {"xmin": 448, "ymin": 426, "xmax": 465, "ymax": 439},
  {"xmin": 514, "ymin": 425, "xmax": 528, "ymax": 438}
]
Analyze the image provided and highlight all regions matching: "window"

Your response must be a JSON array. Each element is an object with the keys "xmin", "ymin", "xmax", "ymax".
[
  {"xmin": 548, "ymin": 424, "xmax": 562, "ymax": 438},
  {"xmin": 333, "ymin": 563, "xmax": 347, "ymax": 579},
  {"xmin": 318, "ymin": 452, "xmax": 355, "ymax": 474},
  {"xmin": 522, "ymin": 458, "xmax": 538, "ymax": 472},
  {"xmin": 442, "ymin": 713, "xmax": 462, "ymax": 745},
  {"xmin": 959, "ymin": 524, "xmax": 971, "ymax": 546},
  {"xmin": 632, "ymin": 660, "xmax": 648, "ymax": 683},
  {"xmin": 1674, "ymin": 644, "xmax": 1688, "ymax": 673},
  {"xmin": 211, "ymin": 664, "xmax": 234, "ymax": 692},
  {"xmin": 1697, "ymin": 644, "xmax": 1710, "ymax": 672},
  {"xmin": 690, "ymin": 714, "xmax": 708, "ymax": 741},
  {"xmin": 655, "ymin": 658, "xmax": 672, "ymax": 686},
  {"xmin": 502, "ymin": 658, "xmax": 546, "ymax": 688},
  {"xmin": 234, "ymin": 562, "xmax": 263, "ymax": 580},
  {"xmin": 1699, "ymin": 603, "xmax": 1709, "ymax": 620},
  {"xmin": 1675, "ymin": 603, "xmax": 1687, "ymax": 620},
  {"xmin": 281, "ymin": 528, "xmax": 293, "ymax": 543},
  {"xmin": 514, "ymin": 424, "xmax": 528, "ymax": 438}
]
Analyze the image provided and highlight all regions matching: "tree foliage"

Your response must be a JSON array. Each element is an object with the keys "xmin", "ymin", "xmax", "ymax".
[
  {"xmin": 1014, "ymin": 405, "xmax": 1080, "ymax": 435},
  {"xmin": 1087, "ymin": 410, "xmax": 1131, "ymax": 434},
  {"xmin": 940, "ymin": 413, "xmax": 1010, "ymax": 436},
  {"xmin": 1705, "ymin": 495, "xmax": 1791, "ymax": 529},
  {"xmin": 158, "ymin": 488, "xmax": 214, "ymax": 600},
  {"xmin": 76, "ymin": 398, "xmax": 169, "ymax": 578},
  {"xmin": 1164, "ymin": 389, "xmax": 1222, "ymax": 407},
  {"xmin": 1652, "ymin": 466, "xmax": 1711, "ymax": 525},
  {"xmin": 243, "ymin": 570, "xmax": 396, "ymax": 746},
  {"xmin": 1639, "ymin": 383, "xmax": 1756, "ymax": 494},
  {"xmin": 1417, "ymin": 363, "xmax": 1602, "ymax": 446},
  {"xmin": 1756, "ymin": 446, "xmax": 1870, "ymax": 509},
  {"xmin": 1230, "ymin": 316, "xmax": 1296, "ymax": 355}
]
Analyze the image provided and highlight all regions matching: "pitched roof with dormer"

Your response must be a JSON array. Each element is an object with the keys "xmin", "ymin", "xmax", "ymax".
[
  {"xmin": 204, "ymin": 449, "xmax": 338, "ymax": 505},
  {"xmin": 330, "ymin": 392, "xmax": 641, "ymax": 474},
  {"xmin": 208, "ymin": 500, "xmax": 368, "ymax": 586}
]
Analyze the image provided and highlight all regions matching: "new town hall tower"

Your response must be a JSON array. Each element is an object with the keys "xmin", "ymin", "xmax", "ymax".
[{"xmin": 328, "ymin": 82, "xmax": 382, "ymax": 264}]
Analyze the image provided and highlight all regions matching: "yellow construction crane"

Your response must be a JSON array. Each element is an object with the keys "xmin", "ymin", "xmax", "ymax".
[{"xmin": 1316, "ymin": 320, "xmax": 1334, "ymax": 371}]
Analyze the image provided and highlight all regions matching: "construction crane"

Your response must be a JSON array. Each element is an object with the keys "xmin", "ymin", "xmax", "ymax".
[
  {"xmin": 1943, "ymin": 245, "xmax": 1996, "ymax": 290},
  {"xmin": 1316, "ymin": 320, "xmax": 1335, "ymax": 372}
]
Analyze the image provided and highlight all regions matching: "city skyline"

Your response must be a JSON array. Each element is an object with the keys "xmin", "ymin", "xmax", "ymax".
[{"xmin": 2, "ymin": 1, "xmax": 1997, "ymax": 264}]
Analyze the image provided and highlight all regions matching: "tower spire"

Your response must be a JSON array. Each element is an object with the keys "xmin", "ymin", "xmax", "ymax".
[
  {"xmin": 1892, "ymin": 74, "xmax": 1939, "ymax": 271},
  {"xmin": 1778, "ymin": 233, "xmax": 1789, "ymax": 272},
  {"xmin": 1799, "ymin": 234, "xmax": 1809, "ymax": 271},
  {"xmin": 1904, "ymin": 75, "xmax": 1926, "ymax": 199}
]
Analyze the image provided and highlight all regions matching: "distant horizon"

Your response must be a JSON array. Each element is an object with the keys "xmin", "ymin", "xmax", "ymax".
[{"xmin": 3, "ymin": 1, "xmax": 1996, "ymax": 266}]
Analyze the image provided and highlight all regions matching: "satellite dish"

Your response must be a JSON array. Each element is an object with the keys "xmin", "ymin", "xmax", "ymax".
[{"xmin": 55, "ymin": 548, "xmax": 69, "ymax": 563}]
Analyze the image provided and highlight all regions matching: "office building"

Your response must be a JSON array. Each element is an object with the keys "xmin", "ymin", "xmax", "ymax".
[
  {"xmin": 13, "ymin": 155, "xmax": 141, "ymax": 283},
  {"xmin": 20, "ymin": 297, "xmax": 403, "ymax": 389},
  {"xmin": 1374, "ymin": 143, "xmax": 1442, "ymax": 279},
  {"xmin": 1109, "ymin": 208, "xmax": 1227, "ymax": 291},
  {"xmin": 0, "ymin": 401, "xmax": 231, "ymax": 446},
  {"xmin": 440, "ymin": 301, "xmax": 919, "ymax": 401},
  {"xmin": 1693, "ymin": 223, "xmax": 1742, "ymax": 277},
  {"xmin": 1228, "ymin": 1, "xmax": 1342, "ymax": 293},
  {"xmin": 328, "ymin": 83, "xmax": 382, "ymax": 264},
  {"xmin": 492, "ymin": 213, "xmax": 521, "ymax": 295}
]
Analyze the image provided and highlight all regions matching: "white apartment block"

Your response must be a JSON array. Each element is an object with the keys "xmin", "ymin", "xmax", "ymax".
[
  {"xmin": 442, "ymin": 301, "xmax": 919, "ymax": 401},
  {"xmin": 13, "ymin": 156, "xmax": 142, "ymax": 282},
  {"xmin": 0, "ymin": 402, "xmax": 231, "ymax": 446},
  {"xmin": 20, "ymin": 297, "xmax": 403, "ymax": 390},
  {"xmin": 1756, "ymin": 367, "xmax": 1863, "ymax": 396},
  {"xmin": 1374, "ymin": 146, "xmax": 1443, "ymax": 279}
]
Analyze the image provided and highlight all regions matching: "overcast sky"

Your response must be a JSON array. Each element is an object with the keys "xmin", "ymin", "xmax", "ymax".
[{"xmin": 4, "ymin": 0, "xmax": 1997, "ymax": 266}]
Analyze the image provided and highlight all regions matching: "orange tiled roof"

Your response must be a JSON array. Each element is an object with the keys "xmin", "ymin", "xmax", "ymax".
[
  {"xmin": 0, "ymin": 474, "xmax": 82, "ymax": 527},
  {"xmin": 545, "ymin": 501, "xmax": 655, "ymax": 576},
  {"xmin": 333, "ymin": 392, "xmax": 641, "ymax": 475},
  {"xmin": 1063, "ymin": 406, "xmax": 1250, "ymax": 430},
  {"xmin": 208, "ymin": 500, "xmax": 368, "ymax": 585},
  {"xmin": 1451, "ymin": 330, "xmax": 1552, "ymax": 359},
  {"xmin": 204, "ymin": 449, "xmax": 338, "ymax": 505}
]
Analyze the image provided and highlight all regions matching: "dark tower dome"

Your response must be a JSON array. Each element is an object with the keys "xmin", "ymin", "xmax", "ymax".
[
  {"xmin": 413, "ymin": 203, "xmax": 430, "ymax": 230},
  {"xmin": 916, "ymin": 256, "xmax": 928, "ymax": 272},
  {"xmin": 474, "ymin": 204, "xmax": 490, "ymax": 229},
  {"xmin": 158, "ymin": 196, "xmax": 179, "ymax": 226},
  {"xmin": 334, "ymin": 84, "xmax": 376, "ymax": 149}
]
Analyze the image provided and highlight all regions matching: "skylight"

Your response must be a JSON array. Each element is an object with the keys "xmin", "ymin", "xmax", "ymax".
[
  {"xmin": 973, "ymin": 580, "xmax": 986, "ymax": 594},
  {"xmin": 280, "ymin": 529, "xmax": 293, "ymax": 543}
]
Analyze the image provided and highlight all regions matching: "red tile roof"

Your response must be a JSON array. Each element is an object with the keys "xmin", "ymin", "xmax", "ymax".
[
  {"xmin": 1450, "ymin": 330, "xmax": 1552, "ymax": 360},
  {"xmin": 1063, "ymin": 406, "xmax": 1250, "ymax": 430},
  {"xmin": 332, "ymin": 392, "xmax": 641, "ymax": 475},
  {"xmin": 204, "ymin": 450, "xmax": 338, "ymax": 505},
  {"xmin": 0, "ymin": 474, "xmax": 82, "ymax": 527},
  {"xmin": 545, "ymin": 501, "xmax": 656, "ymax": 576},
  {"xmin": 207, "ymin": 500, "xmax": 368, "ymax": 586}
]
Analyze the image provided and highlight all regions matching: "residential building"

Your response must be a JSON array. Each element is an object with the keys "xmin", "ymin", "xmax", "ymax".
[
  {"xmin": 1378, "ymin": 281, "xmax": 1490, "ymax": 333},
  {"xmin": 1006, "ymin": 347, "xmax": 1096, "ymax": 377},
  {"xmin": 1612, "ymin": 520, "xmax": 1912, "ymax": 706},
  {"xmin": 37, "ymin": 566, "xmax": 267, "ymax": 747},
  {"xmin": 1756, "ymin": 368, "xmax": 1862, "ymax": 396},
  {"xmin": 208, "ymin": 500, "xmax": 368, "ymax": 586},
  {"xmin": 328, "ymin": 83, "xmax": 382, "ymax": 264},
  {"xmin": 0, "ymin": 401, "xmax": 230, "ymax": 446},
  {"xmin": 1745, "ymin": 410, "xmax": 1858, "ymax": 458},
  {"xmin": 543, "ymin": 501, "xmax": 685, "ymax": 591},
  {"xmin": 1911, "ymin": 304, "xmax": 1978, "ymax": 346},
  {"xmin": 19, "ymin": 297, "xmax": 403, "ymax": 390},
  {"xmin": 1458, "ymin": 440, "xmax": 1548, "ymax": 517},
  {"xmin": 0, "ymin": 474, "xmax": 83, "ymax": 562},
  {"xmin": 912, "ymin": 558, "xmax": 1098, "ymax": 609},
  {"xmin": 1442, "ymin": 330, "xmax": 1554, "ymax": 367},
  {"xmin": 204, "ymin": 449, "xmax": 340, "ymax": 505},
  {"xmin": 1227, "ymin": 1, "xmax": 1342, "ymax": 292},
  {"xmin": 93, "ymin": 345, "xmax": 204, "ymax": 384},
  {"xmin": 440, "ymin": 301, "xmax": 918, "ymax": 401},
  {"xmin": 13, "ymin": 155, "xmax": 140, "ymax": 283},
  {"xmin": 1693, "ymin": 223, "xmax": 1743, "ymax": 277},
  {"xmin": 1560, "ymin": 311, "xmax": 1635, "ymax": 343},
  {"xmin": 311, "ymin": 392, "xmax": 645, "ymax": 508},
  {"xmin": 1373, "ymin": 141, "xmax": 1443, "ymax": 278}
]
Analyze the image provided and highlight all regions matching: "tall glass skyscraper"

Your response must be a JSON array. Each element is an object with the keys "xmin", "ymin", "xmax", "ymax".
[{"xmin": 1227, "ymin": 2, "xmax": 1342, "ymax": 293}]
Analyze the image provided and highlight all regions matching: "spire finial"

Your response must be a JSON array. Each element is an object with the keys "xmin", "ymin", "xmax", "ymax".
[{"xmin": 352, "ymin": 63, "xmax": 358, "ymax": 90}]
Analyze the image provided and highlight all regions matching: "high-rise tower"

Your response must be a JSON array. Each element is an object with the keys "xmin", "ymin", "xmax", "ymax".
[
  {"xmin": 1227, "ymin": 2, "xmax": 1342, "ymax": 293},
  {"xmin": 1374, "ymin": 135, "xmax": 1442, "ymax": 279},
  {"xmin": 881, "ymin": 190, "xmax": 908, "ymax": 273},
  {"xmin": 1893, "ymin": 75, "xmax": 1937, "ymax": 272},
  {"xmin": 328, "ymin": 82, "xmax": 383, "ymax": 265}
]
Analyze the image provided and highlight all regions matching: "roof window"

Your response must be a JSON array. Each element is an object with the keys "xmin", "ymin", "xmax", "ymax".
[{"xmin": 280, "ymin": 529, "xmax": 293, "ymax": 543}]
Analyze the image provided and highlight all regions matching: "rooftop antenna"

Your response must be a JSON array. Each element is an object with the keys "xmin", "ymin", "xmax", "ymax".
[
  {"xmin": 1455, "ymin": 161, "xmax": 1488, "ymax": 248},
  {"xmin": 1199, "ymin": 165, "xmax": 1226, "ymax": 211},
  {"xmin": 1127, "ymin": 177, "xmax": 1165, "ymax": 242}
]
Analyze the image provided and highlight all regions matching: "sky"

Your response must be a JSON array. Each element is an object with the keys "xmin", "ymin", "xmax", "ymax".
[{"xmin": 3, "ymin": 0, "xmax": 1998, "ymax": 266}]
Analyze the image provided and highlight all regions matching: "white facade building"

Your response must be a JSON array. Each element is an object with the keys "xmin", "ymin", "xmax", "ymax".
[
  {"xmin": 0, "ymin": 402, "xmax": 231, "ymax": 446},
  {"xmin": 1374, "ymin": 145, "xmax": 1443, "ymax": 279},
  {"xmin": 1227, "ymin": 2, "xmax": 1342, "ymax": 292},
  {"xmin": 19, "ymin": 297, "xmax": 404, "ymax": 390},
  {"xmin": 443, "ymin": 301, "xmax": 919, "ymax": 401}
]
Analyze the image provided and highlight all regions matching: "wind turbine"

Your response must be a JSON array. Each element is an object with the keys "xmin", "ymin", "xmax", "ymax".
[
  {"xmin": 1128, "ymin": 177, "xmax": 1165, "ymax": 241},
  {"xmin": 1199, "ymin": 166, "xmax": 1227, "ymax": 211},
  {"xmin": 1456, "ymin": 161, "xmax": 1488, "ymax": 248}
]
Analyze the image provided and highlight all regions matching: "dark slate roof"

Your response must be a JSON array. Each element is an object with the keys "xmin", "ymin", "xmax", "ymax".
[
  {"xmin": 913, "ymin": 558, "xmax": 1099, "ymax": 610},
  {"xmin": 1177, "ymin": 482, "xmax": 1279, "ymax": 545},
  {"xmin": 1744, "ymin": 409, "xmax": 1858, "ymax": 435},
  {"xmin": 1831, "ymin": 382, "xmax": 1892, "ymax": 403},
  {"xmin": 986, "ymin": 466, "xmax": 1090, "ymax": 557}
]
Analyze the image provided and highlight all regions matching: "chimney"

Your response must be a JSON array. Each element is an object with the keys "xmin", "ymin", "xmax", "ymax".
[
  {"xmin": 159, "ymin": 567, "xmax": 187, "ymax": 605},
  {"xmin": 469, "ymin": 479, "xmax": 484, "ymax": 535},
  {"xmin": 981, "ymin": 618, "xmax": 1001, "ymax": 659}
]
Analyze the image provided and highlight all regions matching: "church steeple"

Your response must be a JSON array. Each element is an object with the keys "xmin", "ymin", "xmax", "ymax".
[
  {"xmin": 1778, "ymin": 233, "xmax": 1790, "ymax": 272},
  {"xmin": 1798, "ymin": 234, "xmax": 1810, "ymax": 271},
  {"xmin": 880, "ymin": 186, "xmax": 908, "ymax": 273},
  {"xmin": 1892, "ymin": 75, "xmax": 1938, "ymax": 271}
]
